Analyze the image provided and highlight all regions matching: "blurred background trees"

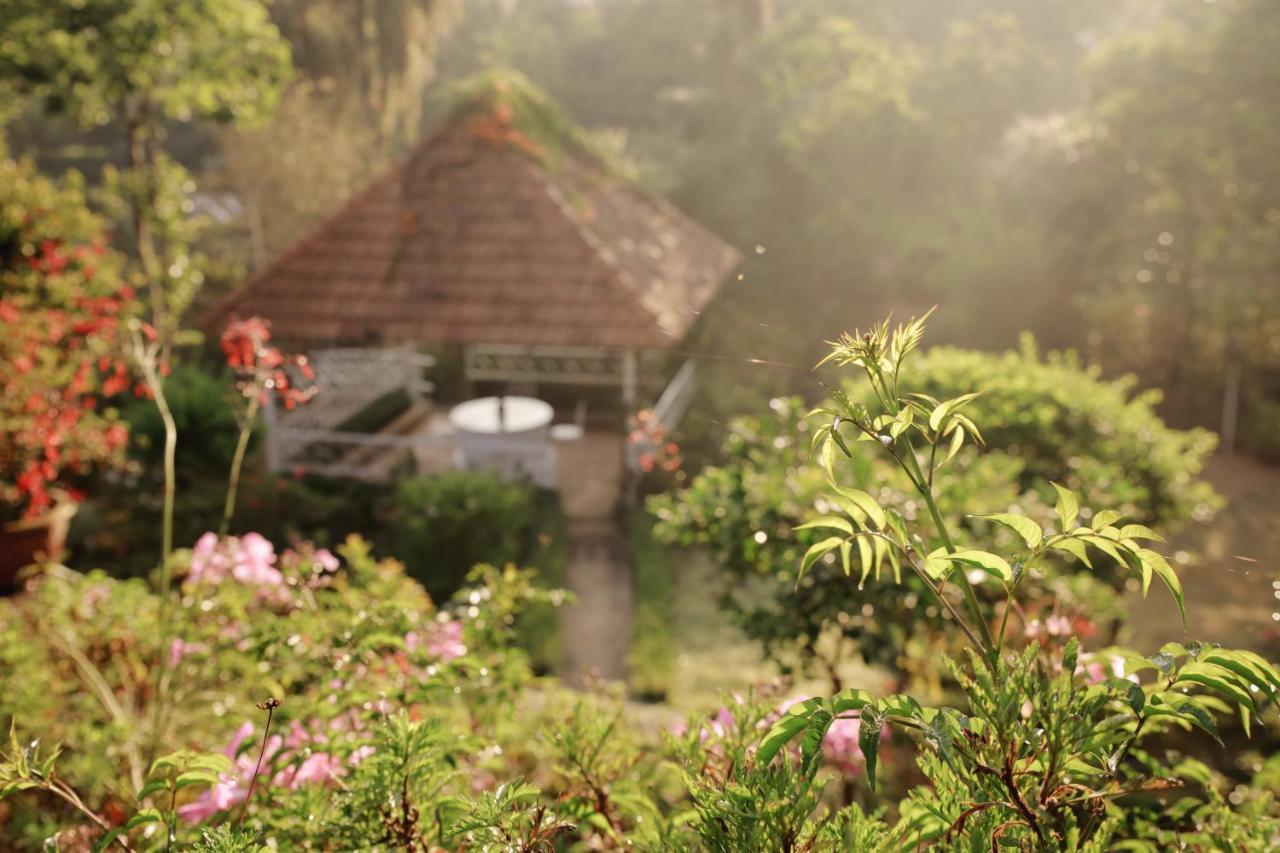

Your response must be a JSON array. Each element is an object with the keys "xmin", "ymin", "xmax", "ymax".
[{"xmin": 3, "ymin": 0, "xmax": 1277, "ymax": 450}]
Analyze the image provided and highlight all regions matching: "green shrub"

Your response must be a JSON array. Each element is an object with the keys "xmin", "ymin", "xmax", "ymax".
[
  {"xmin": 391, "ymin": 470, "xmax": 537, "ymax": 601},
  {"xmin": 650, "ymin": 336, "xmax": 1220, "ymax": 689},
  {"xmin": 120, "ymin": 363, "xmax": 245, "ymax": 478}
]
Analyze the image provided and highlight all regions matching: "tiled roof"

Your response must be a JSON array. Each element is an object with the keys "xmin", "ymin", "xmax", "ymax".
[{"xmin": 209, "ymin": 116, "xmax": 740, "ymax": 349}]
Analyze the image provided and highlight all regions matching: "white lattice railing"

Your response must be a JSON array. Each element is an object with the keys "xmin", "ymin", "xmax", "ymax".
[
  {"xmin": 278, "ymin": 346, "xmax": 435, "ymax": 432},
  {"xmin": 464, "ymin": 344, "xmax": 624, "ymax": 386}
]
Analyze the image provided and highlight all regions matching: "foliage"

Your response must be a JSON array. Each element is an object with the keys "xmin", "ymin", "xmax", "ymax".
[
  {"xmin": 628, "ymin": 510, "xmax": 677, "ymax": 701},
  {"xmin": 118, "ymin": 364, "xmax": 243, "ymax": 479},
  {"xmin": 0, "ymin": 535, "xmax": 556, "ymax": 849},
  {"xmin": 0, "ymin": 151, "xmax": 134, "ymax": 519},
  {"xmin": 1028, "ymin": 0, "xmax": 1280, "ymax": 449},
  {"xmin": 750, "ymin": 314, "xmax": 1280, "ymax": 849},
  {"xmin": 4, "ymin": 314, "xmax": 1280, "ymax": 852},
  {"xmin": 651, "ymin": 337, "xmax": 1219, "ymax": 687},
  {"xmin": 391, "ymin": 470, "xmax": 537, "ymax": 602}
]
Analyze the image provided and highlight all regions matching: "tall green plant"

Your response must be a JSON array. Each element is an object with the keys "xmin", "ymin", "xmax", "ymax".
[
  {"xmin": 756, "ymin": 314, "xmax": 1280, "ymax": 848},
  {"xmin": 651, "ymin": 334, "xmax": 1219, "ymax": 689}
]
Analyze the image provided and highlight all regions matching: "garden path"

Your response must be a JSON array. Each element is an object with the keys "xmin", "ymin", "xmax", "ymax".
[{"xmin": 557, "ymin": 431, "xmax": 633, "ymax": 686}]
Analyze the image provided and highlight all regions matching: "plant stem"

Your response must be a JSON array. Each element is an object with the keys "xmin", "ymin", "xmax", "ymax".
[
  {"xmin": 220, "ymin": 395, "xmax": 260, "ymax": 537},
  {"xmin": 920, "ymin": 487, "xmax": 997, "ymax": 659},
  {"xmin": 899, "ymin": 443, "xmax": 997, "ymax": 660},
  {"xmin": 238, "ymin": 701, "xmax": 277, "ymax": 825},
  {"xmin": 44, "ymin": 778, "xmax": 136, "ymax": 852}
]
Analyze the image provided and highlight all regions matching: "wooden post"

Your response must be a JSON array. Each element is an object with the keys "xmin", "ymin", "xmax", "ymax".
[
  {"xmin": 622, "ymin": 348, "xmax": 638, "ymax": 411},
  {"xmin": 263, "ymin": 392, "xmax": 282, "ymax": 472},
  {"xmin": 621, "ymin": 348, "xmax": 639, "ymax": 509}
]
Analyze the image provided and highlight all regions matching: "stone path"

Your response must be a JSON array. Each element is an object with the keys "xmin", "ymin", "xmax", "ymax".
[{"xmin": 557, "ymin": 431, "xmax": 633, "ymax": 686}]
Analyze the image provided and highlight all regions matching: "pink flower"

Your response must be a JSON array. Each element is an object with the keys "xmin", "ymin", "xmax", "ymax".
[
  {"xmin": 1077, "ymin": 654, "xmax": 1138, "ymax": 685},
  {"xmin": 186, "ymin": 532, "xmax": 284, "ymax": 587},
  {"xmin": 232, "ymin": 533, "xmax": 283, "ymax": 586},
  {"xmin": 178, "ymin": 722, "xmax": 254, "ymax": 824},
  {"xmin": 406, "ymin": 620, "xmax": 466, "ymax": 662},
  {"xmin": 168, "ymin": 638, "xmax": 207, "ymax": 667},
  {"xmin": 188, "ymin": 532, "xmax": 228, "ymax": 584},
  {"xmin": 1044, "ymin": 614, "xmax": 1072, "ymax": 637},
  {"xmin": 273, "ymin": 752, "xmax": 344, "ymax": 790},
  {"xmin": 313, "ymin": 548, "xmax": 339, "ymax": 573},
  {"xmin": 176, "ymin": 775, "xmax": 247, "ymax": 823}
]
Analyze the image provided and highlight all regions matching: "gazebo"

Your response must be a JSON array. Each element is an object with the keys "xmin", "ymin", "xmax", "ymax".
[{"xmin": 209, "ymin": 73, "xmax": 740, "ymax": 484}]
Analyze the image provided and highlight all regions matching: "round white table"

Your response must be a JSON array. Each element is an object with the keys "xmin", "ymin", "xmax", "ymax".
[
  {"xmin": 448, "ymin": 395, "xmax": 554, "ymax": 436},
  {"xmin": 448, "ymin": 396, "xmax": 558, "ymax": 488}
]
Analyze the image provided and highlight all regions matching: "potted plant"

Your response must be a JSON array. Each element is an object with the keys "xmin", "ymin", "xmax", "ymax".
[{"xmin": 0, "ymin": 152, "xmax": 135, "ymax": 591}]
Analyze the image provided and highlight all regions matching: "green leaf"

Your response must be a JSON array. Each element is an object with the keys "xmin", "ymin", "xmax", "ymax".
[
  {"xmin": 1200, "ymin": 650, "xmax": 1279, "ymax": 699},
  {"xmin": 1062, "ymin": 637, "xmax": 1080, "ymax": 676},
  {"xmin": 757, "ymin": 700, "xmax": 820, "ymax": 765},
  {"xmin": 855, "ymin": 535, "xmax": 873, "ymax": 584},
  {"xmin": 941, "ymin": 424, "xmax": 965, "ymax": 467},
  {"xmin": 1176, "ymin": 663, "xmax": 1256, "ymax": 710},
  {"xmin": 859, "ymin": 707, "xmax": 885, "ymax": 790},
  {"xmin": 1105, "ymin": 678, "xmax": 1146, "ymax": 714},
  {"xmin": 175, "ymin": 769, "xmax": 222, "ymax": 789},
  {"xmin": 838, "ymin": 540, "xmax": 853, "ymax": 577},
  {"xmin": 1051, "ymin": 536, "xmax": 1092, "ymax": 568},
  {"xmin": 1169, "ymin": 701, "xmax": 1223, "ymax": 747},
  {"xmin": 1138, "ymin": 549, "xmax": 1185, "ymax": 627},
  {"xmin": 799, "ymin": 708, "xmax": 835, "ymax": 778},
  {"xmin": 1227, "ymin": 649, "xmax": 1280, "ymax": 692},
  {"xmin": 923, "ymin": 547, "xmax": 950, "ymax": 580},
  {"xmin": 831, "ymin": 486, "xmax": 886, "ymax": 528},
  {"xmin": 1118, "ymin": 524, "xmax": 1164, "ymax": 542},
  {"xmin": 125, "ymin": 807, "xmax": 164, "ymax": 829},
  {"xmin": 830, "ymin": 689, "xmax": 874, "ymax": 714},
  {"xmin": 1050, "ymin": 483, "xmax": 1079, "ymax": 531},
  {"xmin": 92, "ymin": 829, "xmax": 126, "ymax": 853},
  {"xmin": 1092, "ymin": 509, "xmax": 1123, "ymax": 530},
  {"xmin": 942, "ymin": 549, "xmax": 1012, "ymax": 582},
  {"xmin": 799, "ymin": 537, "xmax": 845, "ymax": 579},
  {"xmin": 136, "ymin": 778, "xmax": 169, "ymax": 801},
  {"xmin": 976, "ymin": 513, "xmax": 1042, "ymax": 549},
  {"xmin": 794, "ymin": 516, "xmax": 854, "ymax": 535}
]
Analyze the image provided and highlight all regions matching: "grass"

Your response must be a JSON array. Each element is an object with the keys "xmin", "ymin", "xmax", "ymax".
[
  {"xmin": 628, "ymin": 509, "xmax": 677, "ymax": 701},
  {"xmin": 517, "ymin": 491, "xmax": 569, "ymax": 675}
]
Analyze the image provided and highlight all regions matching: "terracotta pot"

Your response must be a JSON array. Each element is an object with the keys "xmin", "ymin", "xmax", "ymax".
[{"xmin": 0, "ymin": 500, "xmax": 77, "ymax": 594}]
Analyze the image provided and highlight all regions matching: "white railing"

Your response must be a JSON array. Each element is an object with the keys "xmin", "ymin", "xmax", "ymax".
[
  {"xmin": 464, "ymin": 344, "xmax": 624, "ymax": 386},
  {"xmin": 626, "ymin": 359, "xmax": 698, "ymax": 473},
  {"xmin": 651, "ymin": 358, "xmax": 697, "ymax": 432}
]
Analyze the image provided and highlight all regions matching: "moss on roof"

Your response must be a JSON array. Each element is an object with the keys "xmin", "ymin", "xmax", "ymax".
[{"xmin": 440, "ymin": 68, "xmax": 635, "ymax": 179}]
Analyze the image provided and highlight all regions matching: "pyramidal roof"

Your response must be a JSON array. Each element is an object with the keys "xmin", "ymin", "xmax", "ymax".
[{"xmin": 210, "ymin": 72, "xmax": 741, "ymax": 349}]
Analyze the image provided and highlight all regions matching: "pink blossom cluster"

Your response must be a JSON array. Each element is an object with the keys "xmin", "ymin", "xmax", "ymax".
[
  {"xmin": 188, "ymin": 532, "xmax": 284, "ymax": 587},
  {"xmin": 179, "ymin": 718, "xmax": 373, "ymax": 824},
  {"xmin": 405, "ymin": 619, "xmax": 467, "ymax": 662},
  {"xmin": 187, "ymin": 533, "xmax": 341, "ymax": 591}
]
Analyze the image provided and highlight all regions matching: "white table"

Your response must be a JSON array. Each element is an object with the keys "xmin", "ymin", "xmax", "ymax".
[
  {"xmin": 448, "ymin": 396, "xmax": 557, "ymax": 487},
  {"xmin": 448, "ymin": 395, "xmax": 554, "ymax": 436}
]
